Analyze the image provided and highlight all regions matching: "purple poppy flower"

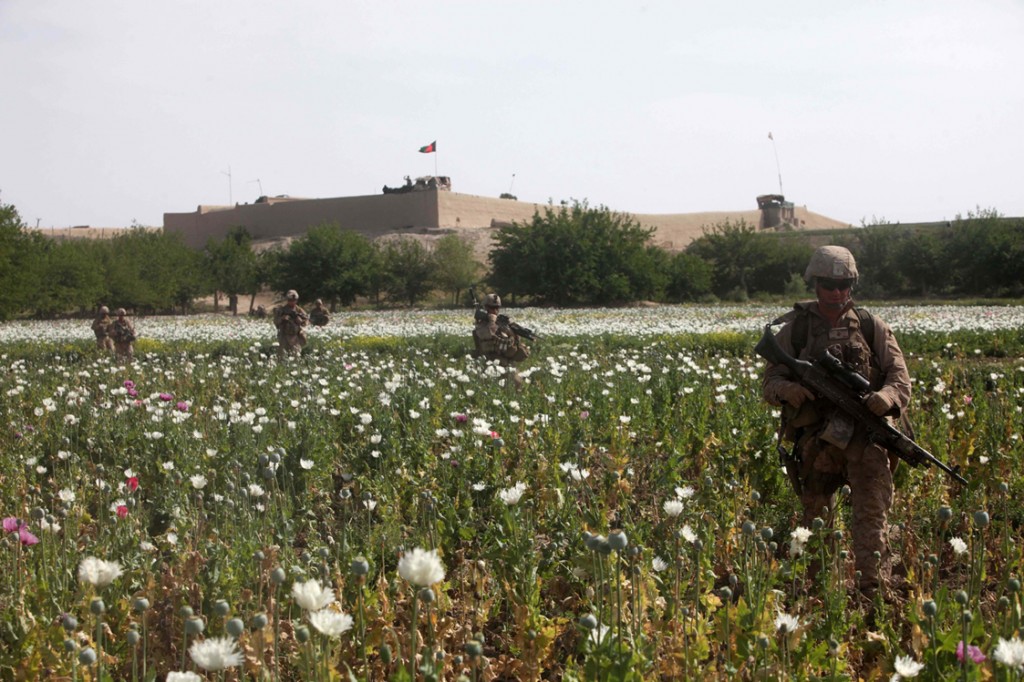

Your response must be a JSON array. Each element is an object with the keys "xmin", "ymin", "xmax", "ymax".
[
  {"xmin": 159, "ymin": 392, "xmax": 174, "ymax": 401},
  {"xmin": 124, "ymin": 380, "xmax": 135, "ymax": 389},
  {"xmin": 957, "ymin": 640, "xmax": 986, "ymax": 663},
  {"xmin": 176, "ymin": 401, "xmax": 189, "ymax": 412}
]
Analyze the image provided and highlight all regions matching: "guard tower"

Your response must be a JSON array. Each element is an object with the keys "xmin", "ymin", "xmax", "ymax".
[{"xmin": 756, "ymin": 194, "xmax": 795, "ymax": 230}]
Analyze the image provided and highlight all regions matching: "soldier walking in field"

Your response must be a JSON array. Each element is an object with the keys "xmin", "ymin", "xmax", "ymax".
[
  {"xmin": 309, "ymin": 299, "xmax": 330, "ymax": 327},
  {"xmin": 761, "ymin": 246, "xmax": 912, "ymax": 606},
  {"xmin": 274, "ymin": 289, "xmax": 308, "ymax": 357},
  {"xmin": 91, "ymin": 305, "xmax": 114, "ymax": 352},
  {"xmin": 109, "ymin": 308, "xmax": 136, "ymax": 362}
]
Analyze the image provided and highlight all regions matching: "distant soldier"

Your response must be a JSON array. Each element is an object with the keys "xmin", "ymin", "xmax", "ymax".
[
  {"xmin": 109, "ymin": 308, "xmax": 136, "ymax": 362},
  {"xmin": 473, "ymin": 293, "xmax": 530, "ymax": 364},
  {"xmin": 91, "ymin": 306, "xmax": 114, "ymax": 352},
  {"xmin": 273, "ymin": 290, "xmax": 308, "ymax": 356},
  {"xmin": 309, "ymin": 299, "xmax": 330, "ymax": 327}
]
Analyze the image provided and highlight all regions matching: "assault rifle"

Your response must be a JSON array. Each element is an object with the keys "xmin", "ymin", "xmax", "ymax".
[
  {"xmin": 471, "ymin": 308, "xmax": 538, "ymax": 342},
  {"xmin": 469, "ymin": 287, "xmax": 537, "ymax": 341},
  {"xmin": 755, "ymin": 323, "xmax": 967, "ymax": 486}
]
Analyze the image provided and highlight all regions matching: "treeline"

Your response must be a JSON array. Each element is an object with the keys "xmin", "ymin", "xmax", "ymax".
[
  {"xmin": 1, "ymin": 200, "xmax": 1021, "ymax": 320},
  {"xmin": 0, "ymin": 201, "xmax": 481, "ymax": 319},
  {"xmin": 488, "ymin": 203, "xmax": 1024, "ymax": 305}
]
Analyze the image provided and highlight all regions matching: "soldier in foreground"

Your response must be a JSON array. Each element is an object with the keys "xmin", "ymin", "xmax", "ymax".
[
  {"xmin": 309, "ymin": 299, "xmax": 330, "ymax": 327},
  {"xmin": 472, "ymin": 293, "xmax": 531, "ymax": 381},
  {"xmin": 761, "ymin": 246, "xmax": 912, "ymax": 605},
  {"xmin": 274, "ymin": 289, "xmax": 308, "ymax": 357},
  {"xmin": 91, "ymin": 305, "xmax": 113, "ymax": 352},
  {"xmin": 110, "ymin": 308, "xmax": 136, "ymax": 362}
]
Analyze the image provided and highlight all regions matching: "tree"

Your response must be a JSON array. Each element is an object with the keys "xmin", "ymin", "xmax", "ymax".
[
  {"xmin": 99, "ymin": 230, "xmax": 205, "ymax": 313},
  {"xmin": 686, "ymin": 220, "xmax": 762, "ymax": 298},
  {"xmin": 665, "ymin": 251, "xmax": 714, "ymax": 301},
  {"xmin": 273, "ymin": 224, "xmax": 377, "ymax": 307},
  {"xmin": 34, "ymin": 238, "xmax": 106, "ymax": 316},
  {"xmin": 205, "ymin": 226, "xmax": 259, "ymax": 314},
  {"xmin": 0, "ymin": 202, "xmax": 41, "ymax": 320},
  {"xmin": 380, "ymin": 237, "xmax": 436, "ymax": 306},
  {"xmin": 489, "ymin": 201, "xmax": 662, "ymax": 305},
  {"xmin": 431, "ymin": 234, "xmax": 481, "ymax": 305},
  {"xmin": 685, "ymin": 219, "xmax": 809, "ymax": 299}
]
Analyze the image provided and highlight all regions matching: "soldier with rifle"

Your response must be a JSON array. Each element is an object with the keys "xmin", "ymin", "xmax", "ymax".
[
  {"xmin": 273, "ymin": 289, "xmax": 308, "ymax": 357},
  {"xmin": 759, "ymin": 245, "xmax": 923, "ymax": 606},
  {"xmin": 110, "ymin": 307, "xmax": 136, "ymax": 363},
  {"xmin": 471, "ymin": 291, "xmax": 534, "ymax": 368}
]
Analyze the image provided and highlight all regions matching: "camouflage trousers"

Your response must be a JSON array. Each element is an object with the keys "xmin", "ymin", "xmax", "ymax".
[
  {"xmin": 96, "ymin": 336, "xmax": 114, "ymax": 352},
  {"xmin": 114, "ymin": 341, "xmax": 134, "ymax": 363},
  {"xmin": 278, "ymin": 332, "xmax": 306, "ymax": 357},
  {"xmin": 795, "ymin": 428, "xmax": 894, "ymax": 597}
]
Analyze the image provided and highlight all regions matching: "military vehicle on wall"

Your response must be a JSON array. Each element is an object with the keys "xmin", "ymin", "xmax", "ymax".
[{"xmin": 382, "ymin": 175, "xmax": 452, "ymax": 194}]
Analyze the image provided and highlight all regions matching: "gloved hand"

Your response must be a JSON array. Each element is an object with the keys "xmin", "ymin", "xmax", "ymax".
[
  {"xmin": 778, "ymin": 382, "xmax": 815, "ymax": 409},
  {"xmin": 864, "ymin": 391, "xmax": 892, "ymax": 416}
]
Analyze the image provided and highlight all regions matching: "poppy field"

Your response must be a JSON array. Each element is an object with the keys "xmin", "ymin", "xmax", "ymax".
[{"xmin": 2, "ymin": 305, "xmax": 1023, "ymax": 681}]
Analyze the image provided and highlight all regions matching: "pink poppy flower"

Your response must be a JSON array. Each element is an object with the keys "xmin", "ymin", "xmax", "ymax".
[
  {"xmin": 3, "ymin": 517, "xmax": 40, "ymax": 546},
  {"xmin": 957, "ymin": 641, "xmax": 986, "ymax": 664}
]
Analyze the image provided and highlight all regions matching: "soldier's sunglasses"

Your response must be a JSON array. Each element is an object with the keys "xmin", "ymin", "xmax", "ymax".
[{"xmin": 817, "ymin": 278, "xmax": 854, "ymax": 291}]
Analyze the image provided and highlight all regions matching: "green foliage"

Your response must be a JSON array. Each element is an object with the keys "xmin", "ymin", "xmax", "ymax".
[
  {"xmin": 431, "ymin": 234, "xmax": 482, "ymax": 305},
  {"xmin": 272, "ymin": 223, "xmax": 378, "ymax": 307},
  {"xmin": 97, "ymin": 229, "xmax": 205, "ymax": 312},
  {"xmin": 0, "ymin": 203, "xmax": 38, "ymax": 320},
  {"xmin": 204, "ymin": 226, "xmax": 259, "ymax": 314},
  {"xmin": 3, "ymin": 194, "xmax": 1024, "ymax": 317},
  {"xmin": 665, "ymin": 251, "xmax": 714, "ymax": 301},
  {"xmin": 686, "ymin": 220, "xmax": 813, "ymax": 298},
  {"xmin": 489, "ymin": 201, "xmax": 664, "ymax": 305},
  {"xmin": 33, "ymin": 238, "xmax": 106, "ymax": 316},
  {"xmin": 379, "ymin": 237, "xmax": 436, "ymax": 306}
]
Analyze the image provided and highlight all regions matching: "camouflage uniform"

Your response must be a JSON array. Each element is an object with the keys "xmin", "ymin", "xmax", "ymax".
[
  {"xmin": 762, "ymin": 247, "xmax": 911, "ymax": 598},
  {"xmin": 309, "ymin": 299, "xmax": 330, "ymax": 327},
  {"xmin": 91, "ymin": 307, "xmax": 114, "ymax": 352},
  {"xmin": 472, "ymin": 294, "xmax": 529, "ymax": 365},
  {"xmin": 274, "ymin": 290, "xmax": 308, "ymax": 356},
  {"xmin": 109, "ymin": 309, "xmax": 136, "ymax": 362}
]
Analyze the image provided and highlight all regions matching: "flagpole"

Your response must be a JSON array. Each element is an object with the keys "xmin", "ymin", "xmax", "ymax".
[{"xmin": 769, "ymin": 133, "xmax": 784, "ymax": 196}]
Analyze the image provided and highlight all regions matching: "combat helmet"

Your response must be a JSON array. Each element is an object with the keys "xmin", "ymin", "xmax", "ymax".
[
  {"xmin": 99, "ymin": 305, "xmax": 109, "ymax": 314},
  {"xmin": 484, "ymin": 293, "xmax": 501, "ymax": 308},
  {"xmin": 286, "ymin": 290, "xmax": 299, "ymax": 301},
  {"xmin": 116, "ymin": 308, "xmax": 127, "ymax": 316},
  {"xmin": 804, "ymin": 246, "xmax": 858, "ymax": 283}
]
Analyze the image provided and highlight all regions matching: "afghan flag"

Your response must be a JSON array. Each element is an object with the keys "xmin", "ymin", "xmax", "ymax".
[{"xmin": 418, "ymin": 141, "xmax": 436, "ymax": 154}]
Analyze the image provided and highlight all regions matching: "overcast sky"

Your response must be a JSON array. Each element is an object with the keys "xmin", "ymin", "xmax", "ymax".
[{"xmin": 2, "ymin": 1, "xmax": 1023, "ymax": 229}]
